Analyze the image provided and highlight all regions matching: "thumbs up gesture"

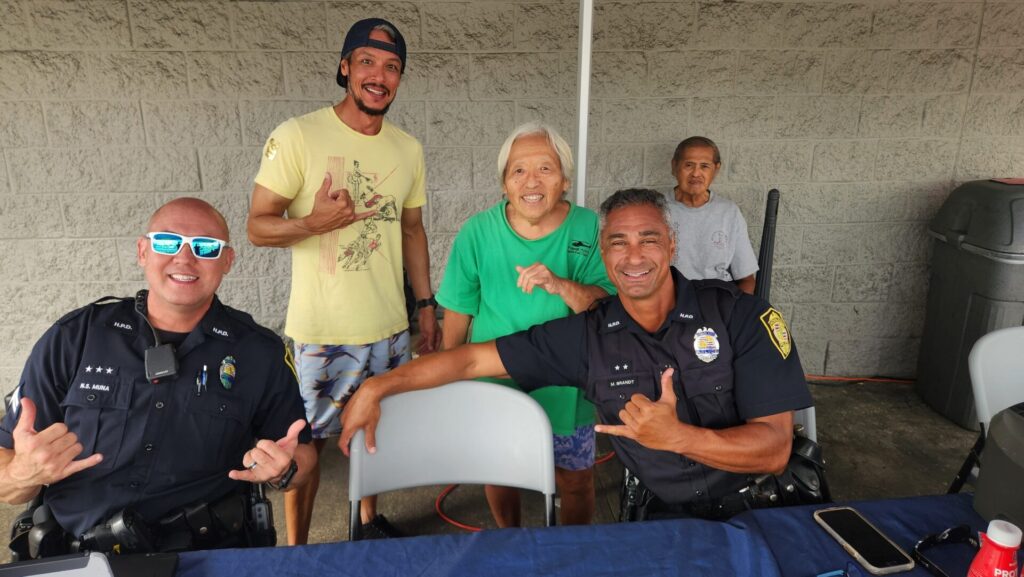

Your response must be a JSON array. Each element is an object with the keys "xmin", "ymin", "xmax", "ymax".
[
  {"xmin": 594, "ymin": 368, "xmax": 683, "ymax": 452},
  {"xmin": 5, "ymin": 398, "xmax": 103, "ymax": 490},
  {"xmin": 229, "ymin": 419, "xmax": 306, "ymax": 484}
]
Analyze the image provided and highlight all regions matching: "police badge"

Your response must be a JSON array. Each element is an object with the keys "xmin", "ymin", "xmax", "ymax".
[
  {"xmin": 693, "ymin": 327, "xmax": 720, "ymax": 363},
  {"xmin": 219, "ymin": 355, "xmax": 236, "ymax": 390}
]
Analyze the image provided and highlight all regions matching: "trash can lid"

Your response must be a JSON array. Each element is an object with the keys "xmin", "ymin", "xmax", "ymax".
[{"xmin": 929, "ymin": 179, "xmax": 1024, "ymax": 258}]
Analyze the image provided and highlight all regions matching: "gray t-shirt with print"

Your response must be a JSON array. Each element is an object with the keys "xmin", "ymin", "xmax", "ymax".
[{"xmin": 667, "ymin": 192, "xmax": 759, "ymax": 282}]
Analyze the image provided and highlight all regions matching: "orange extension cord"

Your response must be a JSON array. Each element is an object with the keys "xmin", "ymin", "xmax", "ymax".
[
  {"xmin": 435, "ymin": 451, "xmax": 618, "ymax": 532},
  {"xmin": 435, "ymin": 373, "xmax": 914, "ymax": 530},
  {"xmin": 805, "ymin": 374, "xmax": 915, "ymax": 385}
]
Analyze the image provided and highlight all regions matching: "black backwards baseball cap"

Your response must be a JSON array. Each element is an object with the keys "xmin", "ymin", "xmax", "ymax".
[{"xmin": 336, "ymin": 18, "xmax": 407, "ymax": 88}]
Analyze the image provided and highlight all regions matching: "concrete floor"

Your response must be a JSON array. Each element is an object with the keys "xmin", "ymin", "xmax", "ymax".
[{"xmin": 0, "ymin": 379, "xmax": 978, "ymax": 553}]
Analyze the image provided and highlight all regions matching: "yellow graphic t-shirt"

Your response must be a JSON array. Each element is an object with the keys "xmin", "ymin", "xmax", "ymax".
[{"xmin": 255, "ymin": 107, "xmax": 426, "ymax": 344}]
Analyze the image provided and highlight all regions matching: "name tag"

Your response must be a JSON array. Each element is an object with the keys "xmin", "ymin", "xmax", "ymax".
[{"xmin": 78, "ymin": 383, "xmax": 111, "ymax": 392}]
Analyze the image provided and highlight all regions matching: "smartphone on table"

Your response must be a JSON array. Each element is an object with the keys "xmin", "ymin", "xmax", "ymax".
[{"xmin": 813, "ymin": 506, "xmax": 916, "ymax": 575}]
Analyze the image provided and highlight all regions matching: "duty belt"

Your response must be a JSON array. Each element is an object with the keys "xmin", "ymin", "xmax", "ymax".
[
  {"xmin": 620, "ymin": 466, "xmax": 753, "ymax": 522},
  {"xmin": 13, "ymin": 484, "xmax": 276, "ymax": 559},
  {"xmin": 643, "ymin": 491, "xmax": 753, "ymax": 522},
  {"xmin": 76, "ymin": 488, "xmax": 250, "ymax": 554}
]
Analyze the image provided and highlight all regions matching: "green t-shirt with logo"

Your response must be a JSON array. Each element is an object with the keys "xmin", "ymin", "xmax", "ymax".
[{"xmin": 438, "ymin": 200, "xmax": 615, "ymax": 435}]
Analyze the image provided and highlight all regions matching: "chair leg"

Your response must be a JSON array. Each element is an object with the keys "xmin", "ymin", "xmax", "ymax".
[
  {"xmin": 349, "ymin": 500, "xmax": 362, "ymax": 541},
  {"xmin": 544, "ymin": 495, "xmax": 556, "ymax": 527},
  {"xmin": 948, "ymin": 431, "xmax": 985, "ymax": 494}
]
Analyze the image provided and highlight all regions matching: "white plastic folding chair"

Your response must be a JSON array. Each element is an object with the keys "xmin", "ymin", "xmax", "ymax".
[
  {"xmin": 347, "ymin": 380, "xmax": 556, "ymax": 540},
  {"xmin": 969, "ymin": 325, "xmax": 1024, "ymax": 434},
  {"xmin": 948, "ymin": 325, "xmax": 1024, "ymax": 493}
]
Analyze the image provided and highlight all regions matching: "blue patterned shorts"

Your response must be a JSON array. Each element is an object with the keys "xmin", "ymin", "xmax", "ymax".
[
  {"xmin": 294, "ymin": 331, "xmax": 411, "ymax": 439},
  {"xmin": 553, "ymin": 424, "xmax": 596, "ymax": 471}
]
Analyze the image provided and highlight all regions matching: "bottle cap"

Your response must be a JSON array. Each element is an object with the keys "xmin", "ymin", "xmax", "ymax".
[{"xmin": 986, "ymin": 520, "xmax": 1022, "ymax": 548}]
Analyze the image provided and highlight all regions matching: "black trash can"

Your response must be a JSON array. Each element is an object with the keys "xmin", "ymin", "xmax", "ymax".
[{"xmin": 916, "ymin": 179, "xmax": 1024, "ymax": 430}]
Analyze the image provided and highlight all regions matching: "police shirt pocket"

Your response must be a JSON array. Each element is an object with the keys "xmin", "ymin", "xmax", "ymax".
[
  {"xmin": 590, "ymin": 371, "xmax": 656, "ymax": 423},
  {"xmin": 177, "ymin": 391, "xmax": 250, "ymax": 472},
  {"xmin": 679, "ymin": 366, "xmax": 738, "ymax": 428},
  {"xmin": 59, "ymin": 377, "xmax": 132, "ymax": 471}
]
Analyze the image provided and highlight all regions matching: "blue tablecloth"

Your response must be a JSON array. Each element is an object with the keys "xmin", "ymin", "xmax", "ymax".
[
  {"xmin": 177, "ymin": 494, "xmax": 1006, "ymax": 577},
  {"xmin": 178, "ymin": 516, "xmax": 779, "ymax": 577},
  {"xmin": 742, "ymin": 493, "xmax": 988, "ymax": 576}
]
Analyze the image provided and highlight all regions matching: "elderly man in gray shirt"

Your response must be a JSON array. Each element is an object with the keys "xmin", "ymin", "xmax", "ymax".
[{"xmin": 667, "ymin": 136, "xmax": 758, "ymax": 294}]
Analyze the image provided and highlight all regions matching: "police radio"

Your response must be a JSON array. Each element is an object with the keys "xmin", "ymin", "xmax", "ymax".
[{"xmin": 134, "ymin": 291, "xmax": 178, "ymax": 383}]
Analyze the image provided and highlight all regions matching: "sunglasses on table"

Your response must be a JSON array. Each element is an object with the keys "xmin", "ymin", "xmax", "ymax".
[
  {"xmin": 146, "ymin": 232, "xmax": 230, "ymax": 260},
  {"xmin": 912, "ymin": 524, "xmax": 980, "ymax": 577}
]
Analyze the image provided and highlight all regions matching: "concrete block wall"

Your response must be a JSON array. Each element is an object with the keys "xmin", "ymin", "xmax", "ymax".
[{"xmin": 2, "ymin": 0, "xmax": 1023, "ymax": 389}]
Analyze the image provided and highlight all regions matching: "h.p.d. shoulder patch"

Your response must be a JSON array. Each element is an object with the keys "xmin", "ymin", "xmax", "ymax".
[{"xmin": 759, "ymin": 307, "xmax": 792, "ymax": 359}]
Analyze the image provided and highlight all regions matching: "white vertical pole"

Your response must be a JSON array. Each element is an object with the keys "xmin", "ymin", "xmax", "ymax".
[{"xmin": 575, "ymin": 0, "xmax": 594, "ymax": 207}]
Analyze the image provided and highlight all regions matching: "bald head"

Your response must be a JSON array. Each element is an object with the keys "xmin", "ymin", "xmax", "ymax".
[
  {"xmin": 148, "ymin": 198, "xmax": 231, "ymax": 242},
  {"xmin": 138, "ymin": 197, "xmax": 235, "ymax": 330}
]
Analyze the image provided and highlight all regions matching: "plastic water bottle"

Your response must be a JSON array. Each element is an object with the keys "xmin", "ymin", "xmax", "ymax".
[{"xmin": 968, "ymin": 520, "xmax": 1021, "ymax": 577}]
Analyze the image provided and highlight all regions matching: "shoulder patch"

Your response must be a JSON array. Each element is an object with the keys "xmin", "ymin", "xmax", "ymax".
[
  {"xmin": 6, "ymin": 384, "xmax": 22, "ymax": 415},
  {"xmin": 283, "ymin": 344, "xmax": 298, "ymax": 382},
  {"xmin": 759, "ymin": 307, "xmax": 792, "ymax": 359}
]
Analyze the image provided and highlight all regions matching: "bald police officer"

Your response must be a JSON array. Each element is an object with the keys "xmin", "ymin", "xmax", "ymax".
[{"xmin": 0, "ymin": 198, "xmax": 315, "ymax": 555}]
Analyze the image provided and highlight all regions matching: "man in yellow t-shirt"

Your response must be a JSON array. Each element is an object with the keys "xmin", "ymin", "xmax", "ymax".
[{"xmin": 247, "ymin": 18, "xmax": 441, "ymax": 543}]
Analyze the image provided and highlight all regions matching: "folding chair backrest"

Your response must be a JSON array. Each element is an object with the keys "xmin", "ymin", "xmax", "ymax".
[
  {"xmin": 347, "ymin": 380, "xmax": 556, "ymax": 538},
  {"xmin": 794, "ymin": 407, "xmax": 817, "ymax": 442},
  {"xmin": 969, "ymin": 325, "xmax": 1024, "ymax": 434}
]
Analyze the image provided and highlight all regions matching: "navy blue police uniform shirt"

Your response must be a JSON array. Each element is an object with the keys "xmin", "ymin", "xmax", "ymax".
[
  {"xmin": 496, "ymin": 268, "xmax": 812, "ymax": 506},
  {"xmin": 0, "ymin": 294, "xmax": 312, "ymax": 538}
]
